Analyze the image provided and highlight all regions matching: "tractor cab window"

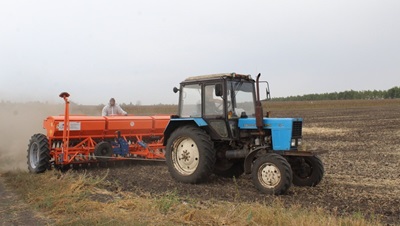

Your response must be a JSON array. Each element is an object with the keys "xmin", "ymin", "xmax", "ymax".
[
  {"xmin": 229, "ymin": 81, "xmax": 256, "ymax": 117},
  {"xmin": 180, "ymin": 84, "xmax": 201, "ymax": 117},
  {"xmin": 204, "ymin": 84, "xmax": 224, "ymax": 117}
]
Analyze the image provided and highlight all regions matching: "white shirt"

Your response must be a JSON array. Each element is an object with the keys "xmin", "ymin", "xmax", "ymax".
[{"xmin": 102, "ymin": 104, "xmax": 127, "ymax": 116}]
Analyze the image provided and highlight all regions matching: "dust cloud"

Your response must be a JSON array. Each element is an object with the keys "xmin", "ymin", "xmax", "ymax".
[{"xmin": 0, "ymin": 102, "xmax": 64, "ymax": 172}]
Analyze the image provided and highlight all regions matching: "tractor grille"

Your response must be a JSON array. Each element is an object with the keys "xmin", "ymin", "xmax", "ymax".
[{"xmin": 292, "ymin": 121, "xmax": 302, "ymax": 138}]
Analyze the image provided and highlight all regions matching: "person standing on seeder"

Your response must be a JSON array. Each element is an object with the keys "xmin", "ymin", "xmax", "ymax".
[{"xmin": 102, "ymin": 98, "xmax": 128, "ymax": 116}]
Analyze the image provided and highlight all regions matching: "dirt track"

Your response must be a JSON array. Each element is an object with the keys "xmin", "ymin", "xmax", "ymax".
[{"xmin": 87, "ymin": 103, "xmax": 400, "ymax": 225}]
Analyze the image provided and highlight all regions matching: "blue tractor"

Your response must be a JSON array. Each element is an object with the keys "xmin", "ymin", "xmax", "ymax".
[{"xmin": 163, "ymin": 73, "xmax": 324, "ymax": 195}]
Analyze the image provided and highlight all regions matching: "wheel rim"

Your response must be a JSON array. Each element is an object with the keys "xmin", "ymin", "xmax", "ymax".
[
  {"xmin": 100, "ymin": 147, "xmax": 109, "ymax": 155},
  {"xmin": 172, "ymin": 137, "xmax": 199, "ymax": 175},
  {"xmin": 258, "ymin": 163, "xmax": 281, "ymax": 188},
  {"xmin": 29, "ymin": 142, "xmax": 39, "ymax": 169}
]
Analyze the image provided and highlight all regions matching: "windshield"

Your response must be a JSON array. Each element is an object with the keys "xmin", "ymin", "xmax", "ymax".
[{"xmin": 229, "ymin": 81, "xmax": 255, "ymax": 117}]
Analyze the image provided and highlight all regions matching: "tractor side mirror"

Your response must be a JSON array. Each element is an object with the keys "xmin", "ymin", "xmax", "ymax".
[
  {"xmin": 265, "ymin": 82, "xmax": 271, "ymax": 100},
  {"xmin": 173, "ymin": 87, "xmax": 180, "ymax": 93},
  {"xmin": 215, "ymin": 84, "xmax": 223, "ymax": 97}
]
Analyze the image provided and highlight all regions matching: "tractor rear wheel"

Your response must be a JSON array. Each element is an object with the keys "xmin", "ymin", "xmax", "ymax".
[
  {"xmin": 291, "ymin": 156, "xmax": 324, "ymax": 187},
  {"xmin": 251, "ymin": 153, "xmax": 292, "ymax": 195},
  {"xmin": 214, "ymin": 160, "xmax": 244, "ymax": 178},
  {"xmin": 27, "ymin": 133, "xmax": 50, "ymax": 173},
  {"xmin": 166, "ymin": 126, "xmax": 215, "ymax": 184}
]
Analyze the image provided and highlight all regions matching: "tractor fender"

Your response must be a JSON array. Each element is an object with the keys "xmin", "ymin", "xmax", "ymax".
[
  {"xmin": 244, "ymin": 146, "xmax": 269, "ymax": 174},
  {"xmin": 163, "ymin": 118, "xmax": 208, "ymax": 145}
]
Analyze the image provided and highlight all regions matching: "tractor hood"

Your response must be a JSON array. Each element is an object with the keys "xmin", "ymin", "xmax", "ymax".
[{"xmin": 238, "ymin": 118, "xmax": 303, "ymax": 150}]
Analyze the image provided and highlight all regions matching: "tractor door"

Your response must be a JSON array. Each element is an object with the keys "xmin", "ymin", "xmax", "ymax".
[
  {"xmin": 227, "ymin": 80, "xmax": 257, "ymax": 140},
  {"xmin": 202, "ymin": 83, "xmax": 233, "ymax": 140}
]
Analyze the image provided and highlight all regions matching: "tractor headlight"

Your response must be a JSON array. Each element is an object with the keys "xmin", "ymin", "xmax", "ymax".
[
  {"xmin": 291, "ymin": 138, "xmax": 302, "ymax": 147},
  {"xmin": 291, "ymin": 139, "xmax": 296, "ymax": 147}
]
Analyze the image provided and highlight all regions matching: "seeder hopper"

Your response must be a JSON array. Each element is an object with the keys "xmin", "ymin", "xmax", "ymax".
[{"xmin": 27, "ymin": 92, "xmax": 169, "ymax": 173}]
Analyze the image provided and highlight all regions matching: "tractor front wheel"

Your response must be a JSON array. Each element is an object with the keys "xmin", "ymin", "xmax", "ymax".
[
  {"xmin": 27, "ymin": 133, "xmax": 50, "ymax": 173},
  {"xmin": 166, "ymin": 126, "xmax": 215, "ymax": 184},
  {"xmin": 290, "ymin": 156, "xmax": 324, "ymax": 187},
  {"xmin": 251, "ymin": 153, "xmax": 292, "ymax": 195}
]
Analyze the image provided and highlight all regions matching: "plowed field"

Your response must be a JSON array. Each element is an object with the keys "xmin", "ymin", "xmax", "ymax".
[
  {"xmin": 1, "ymin": 100, "xmax": 398, "ymax": 225},
  {"xmin": 88, "ymin": 101, "xmax": 400, "ymax": 225}
]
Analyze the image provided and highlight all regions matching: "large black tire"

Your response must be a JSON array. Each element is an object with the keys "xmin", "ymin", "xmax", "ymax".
[
  {"xmin": 251, "ymin": 154, "xmax": 292, "ymax": 195},
  {"xmin": 291, "ymin": 156, "xmax": 324, "ymax": 187},
  {"xmin": 165, "ymin": 126, "xmax": 216, "ymax": 184},
  {"xmin": 94, "ymin": 142, "xmax": 113, "ymax": 162},
  {"xmin": 27, "ymin": 133, "xmax": 50, "ymax": 173},
  {"xmin": 214, "ymin": 160, "xmax": 244, "ymax": 178}
]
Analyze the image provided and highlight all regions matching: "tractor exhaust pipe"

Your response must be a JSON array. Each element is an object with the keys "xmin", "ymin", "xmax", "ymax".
[
  {"xmin": 255, "ymin": 73, "xmax": 264, "ymax": 129},
  {"xmin": 254, "ymin": 73, "xmax": 265, "ymax": 145}
]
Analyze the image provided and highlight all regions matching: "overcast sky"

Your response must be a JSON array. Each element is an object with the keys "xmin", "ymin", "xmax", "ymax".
[{"xmin": 0, "ymin": 1, "xmax": 399, "ymax": 105}]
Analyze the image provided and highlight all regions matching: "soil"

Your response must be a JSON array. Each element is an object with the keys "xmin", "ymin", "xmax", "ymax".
[
  {"xmin": 0, "ymin": 101, "xmax": 399, "ymax": 225},
  {"xmin": 0, "ymin": 175, "xmax": 48, "ymax": 226},
  {"xmin": 87, "ymin": 104, "xmax": 400, "ymax": 225}
]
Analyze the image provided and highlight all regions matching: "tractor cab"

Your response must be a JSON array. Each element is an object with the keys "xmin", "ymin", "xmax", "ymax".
[{"xmin": 175, "ymin": 73, "xmax": 259, "ymax": 141}]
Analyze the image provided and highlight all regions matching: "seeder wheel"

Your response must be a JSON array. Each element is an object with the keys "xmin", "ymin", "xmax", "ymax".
[
  {"xmin": 94, "ymin": 141, "xmax": 113, "ymax": 162},
  {"xmin": 27, "ymin": 133, "xmax": 50, "ymax": 173}
]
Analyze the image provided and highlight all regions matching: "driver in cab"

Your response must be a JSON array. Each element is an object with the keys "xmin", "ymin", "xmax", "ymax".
[{"xmin": 204, "ymin": 87, "xmax": 223, "ymax": 115}]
